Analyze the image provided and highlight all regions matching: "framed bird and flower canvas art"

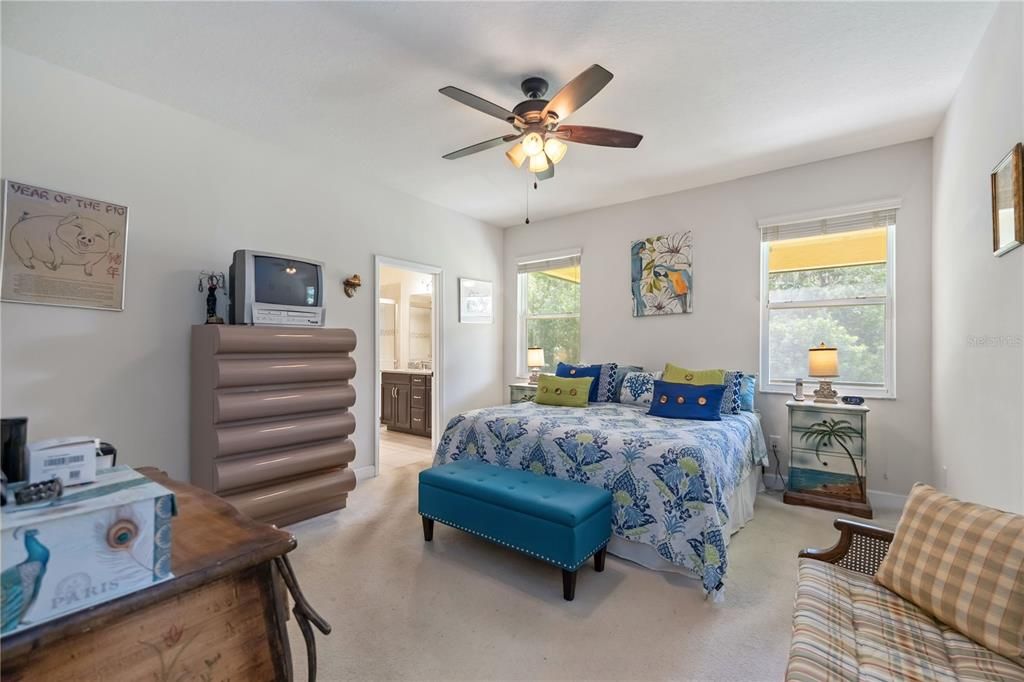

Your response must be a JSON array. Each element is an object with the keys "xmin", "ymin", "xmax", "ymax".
[{"xmin": 630, "ymin": 230, "xmax": 693, "ymax": 316}]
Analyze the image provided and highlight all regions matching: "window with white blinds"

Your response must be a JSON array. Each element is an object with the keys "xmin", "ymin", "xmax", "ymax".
[
  {"xmin": 759, "ymin": 203, "xmax": 897, "ymax": 396},
  {"xmin": 516, "ymin": 251, "xmax": 581, "ymax": 376}
]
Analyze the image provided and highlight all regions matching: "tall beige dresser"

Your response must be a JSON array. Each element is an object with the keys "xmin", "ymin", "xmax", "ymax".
[{"xmin": 190, "ymin": 325, "xmax": 357, "ymax": 526}]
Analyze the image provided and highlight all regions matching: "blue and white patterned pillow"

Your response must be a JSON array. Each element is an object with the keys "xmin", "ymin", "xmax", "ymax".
[
  {"xmin": 611, "ymin": 364, "xmax": 642, "ymax": 403},
  {"xmin": 720, "ymin": 371, "xmax": 743, "ymax": 415},
  {"xmin": 618, "ymin": 371, "xmax": 663, "ymax": 406}
]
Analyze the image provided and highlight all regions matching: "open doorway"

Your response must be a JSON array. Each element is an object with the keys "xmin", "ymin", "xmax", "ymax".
[{"xmin": 373, "ymin": 256, "xmax": 443, "ymax": 478}]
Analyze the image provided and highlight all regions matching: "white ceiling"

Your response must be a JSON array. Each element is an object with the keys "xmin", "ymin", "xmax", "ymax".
[{"xmin": 2, "ymin": 2, "xmax": 996, "ymax": 227}]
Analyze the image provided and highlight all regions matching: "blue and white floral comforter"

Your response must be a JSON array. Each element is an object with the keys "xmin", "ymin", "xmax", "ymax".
[{"xmin": 433, "ymin": 402, "xmax": 768, "ymax": 597}]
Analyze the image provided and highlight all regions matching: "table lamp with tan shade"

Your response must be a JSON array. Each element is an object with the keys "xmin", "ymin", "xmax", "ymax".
[
  {"xmin": 808, "ymin": 342, "xmax": 839, "ymax": 403},
  {"xmin": 527, "ymin": 347, "xmax": 545, "ymax": 385}
]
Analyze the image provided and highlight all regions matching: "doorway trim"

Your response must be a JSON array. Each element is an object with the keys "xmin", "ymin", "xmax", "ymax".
[{"xmin": 371, "ymin": 255, "xmax": 444, "ymax": 478}]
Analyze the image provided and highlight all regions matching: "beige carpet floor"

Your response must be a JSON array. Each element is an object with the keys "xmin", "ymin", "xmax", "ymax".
[{"xmin": 285, "ymin": 456, "xmax": 901, "ymax": 682}]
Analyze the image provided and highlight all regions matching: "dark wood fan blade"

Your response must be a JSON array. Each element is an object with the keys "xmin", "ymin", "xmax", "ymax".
[
  {"xmin": 535, "ymin": 160, "xmax": 555, "ymax": 181},
  {"xmin": 541, "ymin": 65, "xmax": 613, "ymax": 122},
  {"xmin": 553, "ymin": 125, "xmax": 643, "ymax": 148},
  {"xmin": 442, "ymin": 133, "xmax": 522, "ymax": 160},
  {"xmin": 439, "ymin": 86, "xmax": 520, "ymax": 124}
]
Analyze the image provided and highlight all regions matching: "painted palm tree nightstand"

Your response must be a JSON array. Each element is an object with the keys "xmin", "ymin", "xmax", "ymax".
[
  {"xmin": 783, "ymin": 400, "xmax": 873, "ymax": 519},
  {"xmin": 509, "ymin": 382, "xmax": 538, "ymax": 404}
]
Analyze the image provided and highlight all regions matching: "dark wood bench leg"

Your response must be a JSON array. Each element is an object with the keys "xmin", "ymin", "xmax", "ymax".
[
  {"xmin": 562, "ymin": 569, "xmax": 577, "ymax": 601},
  {"xmin": 594, "ymin": 545, "xmax": 607, "ymax": 572},
  {"xmin": 422, "ymin": 516, "xmax": 434, "ymax": 542}
]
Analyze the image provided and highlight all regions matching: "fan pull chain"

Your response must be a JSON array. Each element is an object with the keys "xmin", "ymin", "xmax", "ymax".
[{"xmin": 524, "ymin": 180, "xmax": 539, "ymax": 225}]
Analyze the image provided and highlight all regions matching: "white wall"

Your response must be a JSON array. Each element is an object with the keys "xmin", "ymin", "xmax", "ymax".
[
  {"xmin": 504, "ymin": 140, "xmax": 933, "ymax": 497},
  {"xmin": 0, "ymin": 49, "xmax": 504, "ymax": 481},
  {"xmin": 932, "ymin": 2, "xmax": 1024, "ymax": 513}
]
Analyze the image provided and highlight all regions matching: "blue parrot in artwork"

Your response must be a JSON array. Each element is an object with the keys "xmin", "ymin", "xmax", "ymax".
[
  {"xmin": 630, "ymin": 241, "xmax": 647, "ymax": 317},
  {"xmin": 2, "ymin": 529, "xmax": 50, "ymax": 634},
  {"xmin": 653, "ymin": 264, "xmax": 692, "ymax": 313}
]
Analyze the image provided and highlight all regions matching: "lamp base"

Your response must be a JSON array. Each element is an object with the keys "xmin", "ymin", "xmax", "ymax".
[
  {"xmin": 528, "ymin": 368, "xmax": 541, "ymax": 385},
  {"xmin": 812, "ymin": 380, "xmax": 839, "ymax": 404}
]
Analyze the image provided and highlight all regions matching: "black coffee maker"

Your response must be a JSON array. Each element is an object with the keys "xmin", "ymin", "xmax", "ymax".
[{"xmin": 1, "ymin": 417, "xmax": 29, "ymax": 505}]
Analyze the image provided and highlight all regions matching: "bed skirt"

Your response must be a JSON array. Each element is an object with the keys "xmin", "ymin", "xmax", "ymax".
[{"xmin": 607, "ymin": 466, "xmax": 761, "ymax": 577}]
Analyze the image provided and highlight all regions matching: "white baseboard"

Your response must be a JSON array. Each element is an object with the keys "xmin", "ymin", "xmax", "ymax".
[
  {"xmin": 760, "ymin": 470, "xmax": 907, "ymax": 513},
  {"xmin": 354, "ymin": 465, "xmax": 377, "ymax": 481}
]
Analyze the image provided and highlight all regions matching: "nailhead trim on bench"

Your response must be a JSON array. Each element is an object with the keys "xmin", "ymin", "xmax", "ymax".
[{"xmin": 421, "ymin": 513, "xmax": 609, "ymax": 571}]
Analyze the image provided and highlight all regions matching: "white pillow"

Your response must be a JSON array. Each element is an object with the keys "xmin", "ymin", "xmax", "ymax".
[{"xmin": 618, "ymin": 371, "xmax": 663, "ymax": 406}]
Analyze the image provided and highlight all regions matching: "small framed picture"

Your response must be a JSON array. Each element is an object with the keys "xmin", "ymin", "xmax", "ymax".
[
  {"xmin": 2, "ymin": 180, "xmax": 129, "ymax": 310},
  {"xmin": 459, "ymin": 277, "xmax": 492, "ymax": 324},
  {"xmin": 991, "ymin": 143, "xmax": 1023, "ymax": 257}
]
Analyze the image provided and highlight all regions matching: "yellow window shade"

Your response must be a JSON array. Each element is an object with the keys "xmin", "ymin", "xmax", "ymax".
[
  {"xmin": 769, "ymin": 227, "xmax": 887, "ymax": 273},
  {"xmin": 541, "ymin": 265, "xmax": 581, "ymax": 283}
]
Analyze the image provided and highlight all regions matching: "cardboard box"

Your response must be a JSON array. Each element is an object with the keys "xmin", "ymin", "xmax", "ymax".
[{"xmin": 1, "ymin": 466, "xmax": 176, "ymax": 637}]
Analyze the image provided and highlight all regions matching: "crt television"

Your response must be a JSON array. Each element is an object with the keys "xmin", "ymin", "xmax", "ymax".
[{"xmin": 229, "ymin": 250, "xmax": 325, "ymax": 327}]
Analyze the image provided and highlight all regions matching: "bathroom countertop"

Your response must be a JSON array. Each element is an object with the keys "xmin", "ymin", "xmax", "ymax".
[{"xmin": 381, "ymin": 368, "xmax": 433, "ymax": 375}]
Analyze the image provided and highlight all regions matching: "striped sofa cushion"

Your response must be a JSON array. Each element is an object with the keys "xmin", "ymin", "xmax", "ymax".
[
  {"xmin": 875, "ymin": 483, "xmax": 1024, "ymax": 663},
  {"xmin": 788, "ymin": 558, "xmax": 1024, "ymax": 681}
]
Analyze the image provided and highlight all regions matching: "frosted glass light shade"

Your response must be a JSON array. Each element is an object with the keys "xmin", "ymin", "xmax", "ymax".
[
  {"xmin": 527, "ymin": 347, "xmax": 545, "ymax": 368},
  {"xmin": 808, "ymin": 343, "xmax": 839, "ymax": 378},
  {"xmin": 506, "ymin": 143, "xmax": 527, "ymax": 168},
  {"xmin": 522, "ymin": 132, "xmax": 545, "ymax": 157},
  {"xmin": 528, "ymin": 153, "xmax": 549, "ymax": 173},
  {"xmin": 544, "ymin": 138, "xmax": 568, "ymax": 164}
]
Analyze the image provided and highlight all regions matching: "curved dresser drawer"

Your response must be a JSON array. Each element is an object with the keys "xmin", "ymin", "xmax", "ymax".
[
  {"xmin": 225, "ymin": 467, "xmax": 356, "ymax": 522},
  {"xmin": 214, "ymin": 385, "xmax": 356, "ymax": 423},
  {"xmin": 214, "ymin": 438, "xmax": 356, "ymax": 493},
  {"xmin": 215, "ymin": 357, "xmax": 356, "ymax": 388},
  {"xmin": 211, "ymin": 326, "xmax": 357, "ymax": 354},
  {"xmin": 215, "ymin": 412, "xmax": 356, "ymax": 457}
]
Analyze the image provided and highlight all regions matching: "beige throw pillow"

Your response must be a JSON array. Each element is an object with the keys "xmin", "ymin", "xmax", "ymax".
[{"xmin": 876, "ymin": 483, "xmax": 1024, "ymax": 662}]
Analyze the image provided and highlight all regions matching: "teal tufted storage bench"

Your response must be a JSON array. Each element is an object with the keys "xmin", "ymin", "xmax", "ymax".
[{"xmin": 419, "ymin": 460, "xmax": 612, "ymax": 601}]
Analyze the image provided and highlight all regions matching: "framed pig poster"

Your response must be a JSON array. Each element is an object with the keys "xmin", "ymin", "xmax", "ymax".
[{"xmin": 1, "ymin": 180, "xmax": 128, "ymax": 311}]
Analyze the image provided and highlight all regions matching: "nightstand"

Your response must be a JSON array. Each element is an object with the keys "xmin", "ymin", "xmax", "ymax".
[
  {"xmin": 509, "ymin": 382, "xmax": 537, "ymax": 403},
  {"xmin": 783, "ymin": 400, "xmax": 872, "ymax": 519}
]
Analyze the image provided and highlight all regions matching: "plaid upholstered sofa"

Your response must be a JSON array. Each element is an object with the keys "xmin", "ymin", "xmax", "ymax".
[{"xmin": 787, "ymin": 484, "xmax": 1024, "ymax": 682}]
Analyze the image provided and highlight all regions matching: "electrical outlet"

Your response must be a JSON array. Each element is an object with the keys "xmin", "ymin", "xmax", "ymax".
[{"xmin": 768, "ymin": 435, "xmax": 781, "ymax": 445}]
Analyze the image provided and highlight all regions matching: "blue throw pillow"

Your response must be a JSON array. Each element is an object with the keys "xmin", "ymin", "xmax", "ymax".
[
  {"xmin": 739, "ymin": 374, "xmax": 757, "ymax": 412},
  {"xmin": 556, "ymin": 362, "xmax": 617, "ymax": 402},
  {"xmin": 648, "ymin": 381, "xmax": 724, "ymax": 421},
  {"xmin": 721, "ymin": 371, "xmax": 743, "ymax": 415}
]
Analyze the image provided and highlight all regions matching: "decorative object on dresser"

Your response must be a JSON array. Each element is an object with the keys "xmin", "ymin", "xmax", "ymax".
[
  {"xmin": 381, "ymin": 371, "xmax": 432, "ymax": 437},
  {"xmin": 190, "ymin": 325, "xmax": 357, "ymax": 526},
  {"xmin": 784, "ymin": 400, "xmax": 871, "ymax": 518},
  {"xmin": 808, "ymin": 342, "xmax": 840, "ymax": 403},
  {"xmin": 991, "ymin": 142, "xmax": 1023, "ymax": 257},
  {"xmin": 419, "ymin": 460, "xmax": 612, "ymax": 601},
  {"xmin": 198, "ymin": 271, "xmax": 226, "ymax": 324},
  {"xmin": 526, "ymin": 347, "xmax": 545, "ymax": 384},
  {"xmin": 509, "ymin": 381, "xmax": 538, "ymax": 403},
  {"xmin": 1, "ymin": 468, "xmax": 331, "ymax": 682},
  {"xmin": 793, "ymin": 377, "xmax": 805, "ymax": 401}
]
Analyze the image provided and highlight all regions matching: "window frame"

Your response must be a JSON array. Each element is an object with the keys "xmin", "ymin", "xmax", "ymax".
[
  {"xmin": 758, "ymin": 214, "xmax": 896, "ymax": 399},
  {"xmin": 515, "ymin": 249, "xmax": 582, "ymax": 378}
]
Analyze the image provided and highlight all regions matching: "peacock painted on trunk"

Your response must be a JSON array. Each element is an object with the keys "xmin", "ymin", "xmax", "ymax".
[{"xmin": 2, "ymin": 528, "xmax": 50, "ymax": 633}]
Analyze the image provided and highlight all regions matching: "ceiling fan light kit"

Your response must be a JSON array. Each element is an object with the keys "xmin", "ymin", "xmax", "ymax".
[{"xmin": 439, "ymin": 64, "xmax": 643, "ymax": 181}]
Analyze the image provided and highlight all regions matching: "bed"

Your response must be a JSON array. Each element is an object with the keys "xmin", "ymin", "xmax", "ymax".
[{"xmin": 433, "ymin": 401, "xmax": 768, "ymax": 599}]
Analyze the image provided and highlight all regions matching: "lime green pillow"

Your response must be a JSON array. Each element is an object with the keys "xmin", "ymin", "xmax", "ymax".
[
  {"xmin": 663, "ymin": 364, "xmax": 726, "ymax": 385},
  {"xmin": 535, "ymin": 375, "xmax": 592, "ymax": 407}
]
